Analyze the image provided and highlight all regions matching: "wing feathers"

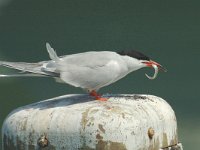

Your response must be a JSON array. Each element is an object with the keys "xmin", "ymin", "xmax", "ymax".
[{"xmin": 46, "ymin": 43, "xmax": 59, "ymax": 61}]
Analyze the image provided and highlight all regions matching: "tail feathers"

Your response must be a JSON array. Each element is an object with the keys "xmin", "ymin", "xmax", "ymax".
[
  {"xmin": 0, "ymin": 73, "xmax": 46, "ymax": 78},
  {"xmin": 0, "ymin": 61, "xmax": 44, "ymax": 74},
  {"xmin": 0, "ymin": 42, "xmax": 60, "ymax": 78},
  {"xmin": 0, "ymin": 61, "xmax": 57, "ymax": 77},
  {"xmin": 46, "ymin": 43, "xmax": 59, "ymax": 61}
]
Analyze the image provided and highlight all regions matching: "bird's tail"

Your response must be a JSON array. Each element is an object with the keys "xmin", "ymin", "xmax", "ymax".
[
  {"xmin": 0, "ymin": 61, "xmax": 48, "ymax": 77},
  {"xmin": 0, "ymin": 43, "xmax": 59, "ymax": 78}
]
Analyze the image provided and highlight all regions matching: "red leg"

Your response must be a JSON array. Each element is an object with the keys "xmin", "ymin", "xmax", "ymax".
[{"xmin": 89, "ymin": 90, "xmax": 108, "ymax": 101}]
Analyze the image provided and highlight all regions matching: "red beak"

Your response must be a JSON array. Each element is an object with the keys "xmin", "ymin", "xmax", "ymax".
[{"xmin": 142, "ymin": 60, "xmax": 167, "ymax": 72}]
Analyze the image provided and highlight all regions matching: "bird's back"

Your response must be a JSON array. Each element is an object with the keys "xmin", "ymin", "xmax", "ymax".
[{"xmin": 59, "ymin": 51, "xmax": 119, "ymax": 67}]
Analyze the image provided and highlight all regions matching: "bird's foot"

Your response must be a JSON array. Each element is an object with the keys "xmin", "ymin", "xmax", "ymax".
[
  {"xmin": 96, "ymin": 97, "xmax": 108, "ymax": 101},
  {"xmin": 89, "ymin": 90, "xmax": 108, "ymax": 101}
]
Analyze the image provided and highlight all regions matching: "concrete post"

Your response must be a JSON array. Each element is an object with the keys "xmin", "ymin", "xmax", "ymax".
[{"xmin": 2, "ymin": 94, "xmax": 183, "ymax": 150}]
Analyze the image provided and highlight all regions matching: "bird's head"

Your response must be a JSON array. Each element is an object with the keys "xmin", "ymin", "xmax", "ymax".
[{"xmin": 118, "ymin": 50, "xmax": 167, "ymax": 79}]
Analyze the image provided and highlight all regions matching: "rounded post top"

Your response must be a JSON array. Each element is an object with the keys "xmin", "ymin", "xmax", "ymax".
[{"xmin": 2, "ymin": 94, "xmax": 182, "ymax": 150}]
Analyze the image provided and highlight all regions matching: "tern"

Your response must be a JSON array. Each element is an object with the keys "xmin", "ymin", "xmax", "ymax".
[{"xmin": 0, "ymin": 43, "xmax": 167, "ymax": 101}]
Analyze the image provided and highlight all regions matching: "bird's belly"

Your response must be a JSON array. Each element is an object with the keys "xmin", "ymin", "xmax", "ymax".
[{"xmin": 59, "ymin": 63, "xmax": 128, "ymax": 90}]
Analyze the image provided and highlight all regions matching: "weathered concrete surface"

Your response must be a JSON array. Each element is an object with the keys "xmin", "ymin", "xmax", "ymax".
[{"xmin": 2, "ymin": 94, "xmax": 182, "ymax": 150}]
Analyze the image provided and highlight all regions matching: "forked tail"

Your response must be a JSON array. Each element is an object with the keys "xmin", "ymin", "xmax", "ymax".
[
  {"xmin": 0, "ymin": 61, "xmax": 48, "ymax": 77},
  {"xmin": 0, "ymin": 43, "xmax": 59, "ymax": 78}
]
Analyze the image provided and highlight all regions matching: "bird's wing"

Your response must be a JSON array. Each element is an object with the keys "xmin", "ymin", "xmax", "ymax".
[
  {"xmin": 46, "ymin": 43, "xmax": 59, "ymax": 61},
  {"xmin": 59, "ymin": 51, "xmax": 118, "ymax": 68},
  {"xmin": 55, "ymin": 51, "xmax": 127, "ymax": 90}
]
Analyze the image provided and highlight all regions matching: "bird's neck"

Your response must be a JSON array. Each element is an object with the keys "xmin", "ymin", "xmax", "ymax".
[{"xmin": 122, "ymin": 56, "xmax": 144, "ymax": 72}]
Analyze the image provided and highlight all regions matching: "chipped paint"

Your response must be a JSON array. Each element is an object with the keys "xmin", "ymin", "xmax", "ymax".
[{"xmin": 2, "ymin": 94, "xmax": 182, "ymax": 150}]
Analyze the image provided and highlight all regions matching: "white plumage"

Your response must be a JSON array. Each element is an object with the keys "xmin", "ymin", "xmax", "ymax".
[{"xmin": 0, "ymin": 43, "xmax": 166, "ymax": 100}]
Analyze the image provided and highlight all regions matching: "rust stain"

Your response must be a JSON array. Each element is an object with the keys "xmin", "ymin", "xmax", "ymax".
[
  {"xmin": 109, "ymin": 141, "xmax": 127, "ymax": 150},
  {"xmin": 81, "ymin": 108, "xmax": 91, "ymax": 130},
  {"xmin": 170, "ymin": 130, "xmax": 178, "ymax": 146},
  {"xmin": 148, "ymin": 127, "xmax": 155, "ymax": 139},
  {"xmin": 154, "ymin": 138, "xmax": 160, "ymax": 150},
  {"xmin": 96, "ymin": 140, "xmax": 107, "ymax": 150},
  {"xmin": 148, "ymin": 137, "xmax": 160, "ymax": 150},
  {"xmin": 96, "ymin": 133, "xmax": 103, "ymax": 140},
  {"xmin": 162, "ymin": 133, "xmax": 168, "ymax": 147},
  {"xmin": 96, "ymin": 140, "xmax": 127, "ymax": 150},
  {"xmin": 98, "ymin": 124, "xmax": 105, "ymax": 134},
  {"xmin": 170, "ymin": 137, "xmax": 178, "ymax": 146}
]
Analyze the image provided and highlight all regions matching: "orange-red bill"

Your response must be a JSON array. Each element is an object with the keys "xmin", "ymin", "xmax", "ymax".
[
  {"xmin": 142, "ymin": 60, "xmax": 167, "ymax": 80},
  {"xmin": 143, "ymin": 61, "xmax": 167, "ymax": 72}
]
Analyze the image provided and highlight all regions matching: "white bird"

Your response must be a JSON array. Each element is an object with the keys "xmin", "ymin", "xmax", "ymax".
[{"xmin": 0, "ymin": 43, "xmax": 167, "ymax": 101}]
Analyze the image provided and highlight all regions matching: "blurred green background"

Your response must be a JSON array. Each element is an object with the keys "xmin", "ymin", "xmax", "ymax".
[{"xmin": 0, "ymin": 0, "xmax": 199, "ymax": 149}]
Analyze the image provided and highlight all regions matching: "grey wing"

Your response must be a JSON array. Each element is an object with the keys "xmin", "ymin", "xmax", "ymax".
[
  {"xmin": 55, "ymin": 51, "xmax": 128, "ymax": 90},
  {"xmin": 59, "ymin": 51, "xmax": 117, "ymax": 68}
]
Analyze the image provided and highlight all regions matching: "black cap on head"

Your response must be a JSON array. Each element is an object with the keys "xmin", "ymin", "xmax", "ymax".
[{"xmin": 117, "ymin": 50, "xmax": 150, "ymax": 61}]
